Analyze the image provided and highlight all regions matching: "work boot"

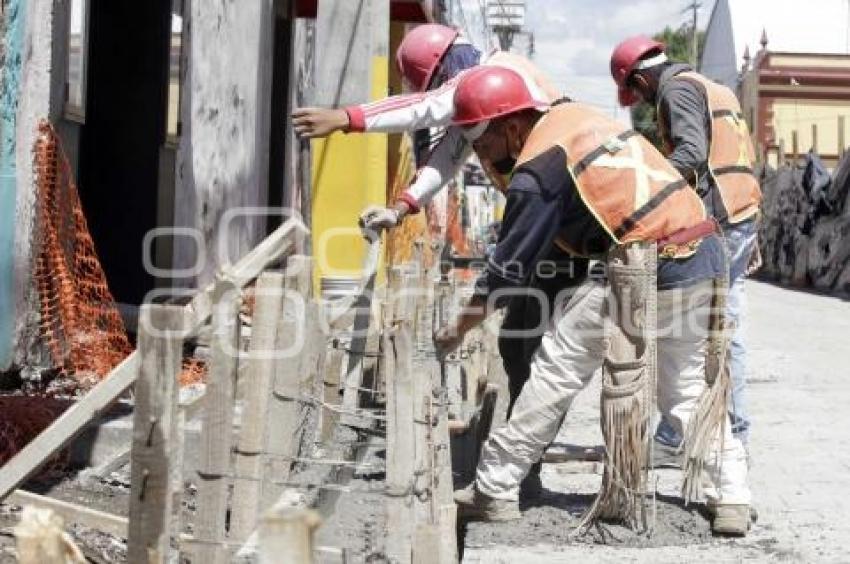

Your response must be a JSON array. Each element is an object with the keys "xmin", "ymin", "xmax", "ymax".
[
  {"xmin": 710, "ymin": 504, "xmax": 751, "ymax": 536},
  {"xmin": 519, "ymin": 461, "xmax": 543, "ymax": 500},
  {"xmin": 453, "ymin": 484, "xmax": 521, "ymax": 522}
]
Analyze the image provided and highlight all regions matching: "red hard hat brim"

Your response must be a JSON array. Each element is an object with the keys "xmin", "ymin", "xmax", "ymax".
[{"xmin": 454, "ymin": 101, "xmax": 550, "ymax": 126}]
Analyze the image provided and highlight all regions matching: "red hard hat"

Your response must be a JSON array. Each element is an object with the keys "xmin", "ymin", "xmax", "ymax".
[
  {"xmin": 610, "ymin": 35, "xmax": 665, "ymax": 106},
  {"xmin": 396, "ymin": 24, "xmax": 459, "ymax": 92},
  {"xmin": 453, "ymin": 66, "xmax": 548, "ymax": 126}
]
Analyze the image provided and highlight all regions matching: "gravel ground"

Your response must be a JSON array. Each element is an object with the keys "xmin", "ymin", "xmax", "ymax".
[{"xmin": 462, "ymin": 281, "xmax": 850, "ymax": 562}]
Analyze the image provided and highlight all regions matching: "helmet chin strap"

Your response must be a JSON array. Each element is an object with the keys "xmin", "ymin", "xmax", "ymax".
[{"xmin": 635, "ymin": 52, "xmax": 668, "ymax": 70}]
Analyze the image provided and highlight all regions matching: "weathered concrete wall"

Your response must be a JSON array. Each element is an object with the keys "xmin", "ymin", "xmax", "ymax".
[
  {"xmin": 0, "ymin": 0, "xmax": 23, "ymax": 370},
  {"xmin": 12, "ymin": 0, "xmax": 54, "ymax": 372},
  {"xmin": 758, "ymin": 154, "xmax": 850, "ymax": 294},
  {"xmin": 173, "ymin": 0, "xmax": 276, "ymax": 288}
]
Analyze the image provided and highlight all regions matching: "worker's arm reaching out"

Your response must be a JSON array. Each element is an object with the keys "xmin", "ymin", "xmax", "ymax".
[
  {"xmin": 292, "ymin": 77, "xmax": 459, "ymax": 138},
  {"xmin": 293, "ymin": 78, "xmax": 467, "ymax": 232},
  {"xmin": 434, "ymin": 171, "xmax": 564, "ymax": 357}
]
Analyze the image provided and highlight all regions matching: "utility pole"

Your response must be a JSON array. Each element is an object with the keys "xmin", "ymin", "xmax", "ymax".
[
  {"xmin": 684, "ymin": 1, "xmax": 702, "ymax": 67},
  {"xmin": 487, "ymin": 1, "xmax": 525, "ymax": 52}
]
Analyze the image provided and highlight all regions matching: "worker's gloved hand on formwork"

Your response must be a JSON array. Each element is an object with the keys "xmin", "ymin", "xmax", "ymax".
[
  {"xmin": 358, "ymin": 205, "xmax": 401, "ymax": 237},
  {"xmin": 292, "ymin": 107, "xmax": 350, "ymax": 138}
]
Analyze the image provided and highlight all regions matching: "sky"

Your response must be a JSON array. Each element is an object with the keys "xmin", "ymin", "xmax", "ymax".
[{"xmin": 453, "ymin": 0, "xmax": 716, "ymax": 122}]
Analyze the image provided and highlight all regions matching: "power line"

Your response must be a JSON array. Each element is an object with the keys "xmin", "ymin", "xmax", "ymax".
[
  {"xmin": 478, "ymin": 0, "xmax": 492, "ymax": 49},
  {"xmin": 682, "ymin": 1, "xmax": 702, "ymax": 66}
]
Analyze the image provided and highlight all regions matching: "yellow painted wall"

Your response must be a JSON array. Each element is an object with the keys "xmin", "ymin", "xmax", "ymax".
[
  {"xmin": 311, "ymin": 56, "xmax": 388, "ymax": 290},
  {"xmin": 771, "ymin": 99, "xmax": 850, "ymax": 157}
]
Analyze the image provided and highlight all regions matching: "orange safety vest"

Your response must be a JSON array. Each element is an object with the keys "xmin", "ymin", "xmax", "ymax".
[
  {"xmin": 517, "ymin": 103, "xmax": 707, "ymax": 258},
  {"xmin": 659, "ymin": 71, "xmax": 762, "ymax": 224}
]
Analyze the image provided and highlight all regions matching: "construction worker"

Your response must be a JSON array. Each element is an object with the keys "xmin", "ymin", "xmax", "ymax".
[
  {"xmin": 433, "ymin": 66, "xmax": 752, "ymax": 535},
  {"xmin": 293, "ymin": 24, "xmax": 587, "ymax": 497},
  {"xmin": 610, "ymin": 36, "xmax": 762, "ymax": 451}
]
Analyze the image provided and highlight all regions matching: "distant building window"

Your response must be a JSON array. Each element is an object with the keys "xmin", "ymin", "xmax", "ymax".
[
  {"xmin": 65, "ymin": 0, "xmax": 89, "ymax": 121},
  {"xmin": 166, "ymin": 0, "xmax": 184, "ymax": 141}
]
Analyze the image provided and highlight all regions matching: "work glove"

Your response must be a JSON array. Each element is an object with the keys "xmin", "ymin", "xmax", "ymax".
[{"xmin": 358, "ymin": 206, "xmax": 400, "ymax": 237}]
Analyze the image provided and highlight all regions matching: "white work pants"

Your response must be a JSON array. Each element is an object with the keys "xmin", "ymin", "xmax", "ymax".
[{"xmin": 475, "ymin": 278, "xmax": 751, "ymax": 506}]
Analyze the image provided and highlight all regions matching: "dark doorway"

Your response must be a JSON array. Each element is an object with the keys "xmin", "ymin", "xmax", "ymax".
[
  {"xmin": 267, "ymin": 9, "xmax": 294, "ymax": 235},
  {"xmin": 77, "ymin": 0, "xmax": 171, "ymax": 305}
]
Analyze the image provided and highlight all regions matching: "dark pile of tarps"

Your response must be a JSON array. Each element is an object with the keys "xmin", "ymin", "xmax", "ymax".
[{"xmin": 757, "ymin": 150, "xmax": 850, "ymax": 294}]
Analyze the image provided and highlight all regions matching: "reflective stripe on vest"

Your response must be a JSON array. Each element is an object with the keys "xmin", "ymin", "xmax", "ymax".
[
  {"xmin": 516, "ymin": 103, "xmax": 706, "ymax": 257},
  {"xmin": 662, "ymin": 71, "xmax": 762, "ymax": 224}
]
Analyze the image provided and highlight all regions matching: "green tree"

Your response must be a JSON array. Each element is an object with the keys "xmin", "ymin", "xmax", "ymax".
[{"xmin": 630, "ymin": 25, "xmax": 705, "ymax": 149}]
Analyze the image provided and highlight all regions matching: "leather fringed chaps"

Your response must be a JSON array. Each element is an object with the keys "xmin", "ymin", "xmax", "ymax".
[{"xmin": 577, "ymin": 243, "xmax": 657, "ymax": 532}]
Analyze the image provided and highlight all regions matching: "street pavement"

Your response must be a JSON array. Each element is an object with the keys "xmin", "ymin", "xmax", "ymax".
[{"xmin": 463, "ymin": 281, "xmax": 850, "ymax": 563}]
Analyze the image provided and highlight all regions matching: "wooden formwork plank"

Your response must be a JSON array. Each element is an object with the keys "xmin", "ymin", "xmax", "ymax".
[
  {"xmin": 430, "ymin": 370, "xmax": 458, "ymax": 564},
  {"xmin": 230, "ymin": 272, "xmax": 287, "ymax": 542},
  {"xmin": 258, "ymin": 506, "xmax": 321, "ymax": 564},
  {"xmin": 8, "ymin": 490, "xmax": 128, "ymax": 539},
  {"xmin": 263, "ymin": 256, "xmax": 312, "ymax": 505},
  {"xmin": 319, "ymin": 345, "xmax": 345, "ymax": 443},
  {"xmin": 194, "ymin": 278, "xmax": 241, "ymax": 564},
  {"xmin": 184, "ymin": 218, "xmax": 306, "ymax": 330},
  {"xmin": 0, "ymin": 352, "xmax": 139, "ymax": 501},
  {"xmin": 127, "ymin": 304, "xmax": 185, "ymax": 562},
  {"xmin": 340, "ymin": 262, "xmax": 378, "ymax": 429},
  {"xmin": 412, "ymin": 524, "xmax": 441, "ymax": 564},
  {"xmin": 0, "ymin": 220, "xmax": 301, "ymax": 505},
  {"xmin": 384, "ymin": 325, "xmax": 415, "ymax": 563}
]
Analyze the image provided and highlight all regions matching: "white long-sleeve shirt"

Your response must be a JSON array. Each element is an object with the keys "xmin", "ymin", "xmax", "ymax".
[{"xmin": 343, "ymin": 51, "xmax": 560, "ymax": 212}]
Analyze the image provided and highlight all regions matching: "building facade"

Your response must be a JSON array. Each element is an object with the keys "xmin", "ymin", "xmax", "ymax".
[
  {"xmin": 0, "ymin": 0, "xmax": 441, "ymax": 371},
  {"xmin": 701, "ymin": 0, "xmax": 850, "ymax": 168}
]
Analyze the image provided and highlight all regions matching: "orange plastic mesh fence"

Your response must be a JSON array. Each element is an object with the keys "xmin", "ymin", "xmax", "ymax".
[
  {"xmin": 32, "ymin": 121, "xmax": 209, "ymax": 388},
  {"xmin": 33, "ymin": 121, "xmax": 134, "ymax": 382}
]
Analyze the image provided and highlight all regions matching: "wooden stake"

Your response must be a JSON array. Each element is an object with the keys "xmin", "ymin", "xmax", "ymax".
[
  {"xmin": 258, "ymin": 505, "xmax": 321, "ymax": 564},
  {"xmin": 384, "ymin": 326, "xmax": 415, "ymax": 562},
  {"xmin": 340, "ymin": 261, "xmax": 378, "ymax": 428},
  {"xmin": 127, "ymin": 304, "xmax": 184, "ymax": 563},
  {"xmin": 194, "ymin": 278, "xmax": 241, "ymax": 564},
  {"xmin": 263, "ymin": 256, "xmax": 313, "ymax": 504},
  {"xmin": 230, "ymin": 272, "xmax": 287, "ymax": 542},
  {"xmin": 320, "ymin": 345, "xmax": 344, "ymax": 442},
  {"xmin": 185, "ymin": 218, "xmax": 306, "ymax": 330},
  {"xmin": 0, "ymin": 217, "xmax": 300, "ymax": 508},
  {"xmin": 430, "ymin": 369, "xmax": 458, "ymax": 564}
]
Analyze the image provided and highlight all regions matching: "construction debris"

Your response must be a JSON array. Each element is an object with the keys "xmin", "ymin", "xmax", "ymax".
[{"xmin": 758, "ymin": 152, "xmax": 850, "ymax": 293}]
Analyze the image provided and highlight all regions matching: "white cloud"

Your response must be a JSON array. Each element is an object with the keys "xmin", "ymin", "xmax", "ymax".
[{"xmin": 455, "ymin": 0, "xmax": 715, "ymax": 123}]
